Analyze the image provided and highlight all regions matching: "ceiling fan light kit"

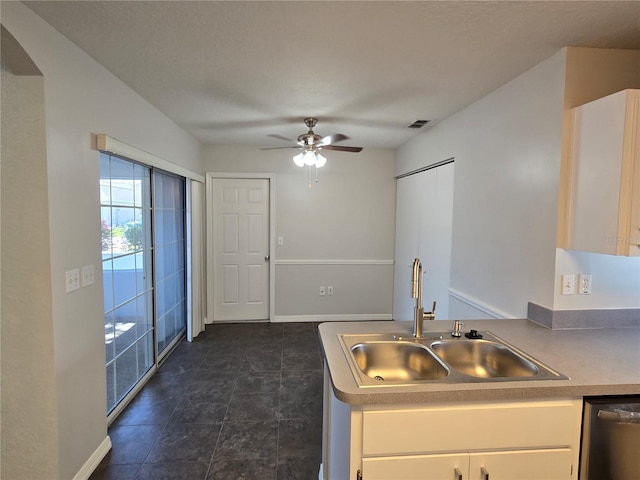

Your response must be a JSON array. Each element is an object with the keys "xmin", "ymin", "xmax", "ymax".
[
  {"xmin": 263, "ymin": 117, "xmax": 362, "ymax": 185},
  {"xmin": 293, "ymin": 152, "xmax": 304, "ymax": 167},
  {"xmin": 293, "ymin": 150, "xmax": 327, "ymax": 168}
]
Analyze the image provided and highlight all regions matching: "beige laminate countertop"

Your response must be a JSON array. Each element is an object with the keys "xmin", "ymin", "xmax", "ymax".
[{"xmin": 319, "ymin": 319, "xmax": 640, "ymax": 405}]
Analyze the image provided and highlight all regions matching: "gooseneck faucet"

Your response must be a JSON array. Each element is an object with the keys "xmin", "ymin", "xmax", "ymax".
[{"xmin": 411, "ymin": 258, "xmax": 436, "ymax": 338}]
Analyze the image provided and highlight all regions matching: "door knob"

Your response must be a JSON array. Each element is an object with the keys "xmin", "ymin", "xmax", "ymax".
[{"xmin": 264, "ymin": 255, "xmax": 270, "ymax": 261}]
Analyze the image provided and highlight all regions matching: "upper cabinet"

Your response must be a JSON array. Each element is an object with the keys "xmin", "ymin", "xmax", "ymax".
[{"xmin": 567, "ymin": 89, "xmax": 640, "ymax": 256}]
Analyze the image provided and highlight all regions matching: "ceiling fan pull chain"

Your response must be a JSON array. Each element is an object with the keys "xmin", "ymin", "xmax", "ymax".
[{"xmin": 308, "ymin": 165, "xmax": 313, "ymax": 189}]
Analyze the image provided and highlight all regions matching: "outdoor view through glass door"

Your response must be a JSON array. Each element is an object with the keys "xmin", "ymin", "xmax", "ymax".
[
  {"xmin": 101, "ymin": 153, "xmax": 186, "ymax": 413},
  {"xmin": 101, "ymin": 154, "xmax": 153, "ymax": 413},
  {"xmin": 154, "ymin": 172, "xmax": 186, "ymax": 357}
]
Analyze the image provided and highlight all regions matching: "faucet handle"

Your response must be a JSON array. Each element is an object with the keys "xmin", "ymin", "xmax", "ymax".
[{"xmin": 423, "ymin": 301, "xmax": 437, "ymax": 320}]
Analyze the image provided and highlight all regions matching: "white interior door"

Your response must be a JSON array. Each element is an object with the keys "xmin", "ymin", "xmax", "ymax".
[
  {"xmin": 393, "ymin": 161, "xmax": 454, "ymax": 320},
  {"xmin": 212, "ymin": 178, "xmax": 270, "ymax": 321}
]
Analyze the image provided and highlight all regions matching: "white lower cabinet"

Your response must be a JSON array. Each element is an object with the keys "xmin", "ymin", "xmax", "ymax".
[
  {"xmin": 322, "ymin": 374, "xmax": 583, "ymax": 480},
  {"xmin": 467, "ymin": 449, "xmax": 574, "ymax": 480},
  {"xmin": 362, "ymin": 448, "xmax": 573, "ymax": 480},
  {"xmin": 363, "ymin": 453, "xmax": 467, "ymax": 480}
]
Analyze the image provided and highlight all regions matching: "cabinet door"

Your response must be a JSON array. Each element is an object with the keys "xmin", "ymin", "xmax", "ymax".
[
  {"xmin": 469, "ymin": 448, "xmax": 574, "ymax": 480},
  {"xmin": 363, "ymin": 453, "xmax": 468, "ymax": 480},
  {"xmin": 569, "ymin": 89, "xmax": 640, "ymax": 256}
]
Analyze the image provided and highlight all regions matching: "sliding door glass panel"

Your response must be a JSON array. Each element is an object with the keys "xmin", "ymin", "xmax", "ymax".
[
  {"xmin": 101, "ymin": 153, "xmax": 154, "ymax": 413},
  {"xmin": 153, "ymin": 171, "xmax": 186, "ymax": 357}
]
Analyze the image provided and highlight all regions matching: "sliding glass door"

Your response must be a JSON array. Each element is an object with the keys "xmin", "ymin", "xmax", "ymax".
[
  {"xmin": 101, "ymin": 155, "xmax": 154, "ymax": 413},
  {"xmin": 101, "ymin": 153, "xmax": 186, "ymax": 413},
  {"xmin": 154, "ymin": 171, "xmax": 186, "ymax": 357}
]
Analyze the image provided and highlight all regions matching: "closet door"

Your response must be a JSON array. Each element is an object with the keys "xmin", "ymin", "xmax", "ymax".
[{"xmin": 393, "ymin": 162, "xmax": 454, "ymax": 320}]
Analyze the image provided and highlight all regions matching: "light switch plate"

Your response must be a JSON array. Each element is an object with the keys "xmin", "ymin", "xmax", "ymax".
[
  {"xmin": 66, "ymin": 269, "xmax": 80, "ymax": 293},
  {"xmin": 82, "ymin": 265, "xmax": 95, "ymax": 287},
  {"xmin": 561, "ymin": 274, "xmax": 575, "ymax": 295}
]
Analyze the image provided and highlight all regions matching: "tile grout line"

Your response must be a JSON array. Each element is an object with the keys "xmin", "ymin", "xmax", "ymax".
[
  {"xmin": 138, "ymin": 341, "xmax": 216, "ymax": 476},
  {"xmin": 275, "ymin": 325, "xmax": 284, "ymax": 480},
  {"xmin": 203, "ymin": 335, "xmax": 245, "ymax": 480}
]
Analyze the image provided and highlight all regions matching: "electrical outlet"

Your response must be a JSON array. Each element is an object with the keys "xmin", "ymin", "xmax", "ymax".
[
  {"xmin": 65, "ymin": 269, "xmax": 80, "ymax": 293},
  {"xmin": 319, "ymin": 286, "xmax": 326, "ymax": 296},
  {"xmin": 82, "ymin": 265, "xmax": 95, "ymax": 287},
  {"xmin": 561, "ymin": 274, "xmax": 575, "ymax": 295},
  {"xmin": 578, "ymin": 274, "xmax": 592, "ymax": 295},
  {"xmin": 327, "ymin": 285, "xmax": 334, "ymax": 295}
]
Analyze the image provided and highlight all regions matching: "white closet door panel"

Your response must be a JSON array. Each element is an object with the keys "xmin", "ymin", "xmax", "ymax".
[
  {"xmin": 247, "ymin": 264, "xmax": 263, "ymax": 303},
  {"xmin": 393, "ymin": 162, "xmax": 454, "ymax": 321},
  {"xmin": 247, "ymin": 214, "xmax": 263, "ymax": 253},
  {"xmin": 222, "ymin": 265, "xmax": 239, "ymax": 304},
  {"xmin": 223, "ymin": 214, "xmax": 239, "ymax": 253}
]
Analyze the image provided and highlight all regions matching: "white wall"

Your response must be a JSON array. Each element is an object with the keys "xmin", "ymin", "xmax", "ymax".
[
  {"xmin": 396, "ymin": 47, "xmax": 640, "ymax": 319},
  {"xmin": 554, "ymin": 249, "xmax": 640, "ymax": 309},
  {"xmin": 1, "ymin": 3, "xmax": 202, "ymax": 478},
  {"xmin": 397, "ymin": 50, "xmax": 567, "ymax": 319},
  {"xmin": 1, "ymin": 51, "xmax": 60, "ymax": 479},
  {"xmin": 203, "ymin": 145, "xmax": 396, "ymax": 321}
]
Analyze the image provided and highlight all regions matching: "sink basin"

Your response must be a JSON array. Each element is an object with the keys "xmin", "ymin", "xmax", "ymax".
[
  {"xmin": 430, "ymin": 339, "xmax": 538, "ymax": 378},
  {"xmin": 338, "ymin": 331, "xmax": 568, "ymax": 387},
  {"xmin": 351, "ymin": 342, "xmax": 449, "ymax": 382}
]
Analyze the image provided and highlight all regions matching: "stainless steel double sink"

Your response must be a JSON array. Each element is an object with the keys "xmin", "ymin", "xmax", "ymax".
[{"xmin": 338, "ymin": 331, "xmax": 568, "ymax": 387}]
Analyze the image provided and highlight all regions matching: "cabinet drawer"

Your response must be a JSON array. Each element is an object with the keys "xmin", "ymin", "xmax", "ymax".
[
  {"xmin": 362, "ymin": 400, "xmax": 581, "ymax": 456},
  {"xmin": 362, "ymin": 453, "xmax": 467, "ymax": 480},
  {"xmin": 469, "ymin": 448, "xmax": 573, "ymax": 480}
]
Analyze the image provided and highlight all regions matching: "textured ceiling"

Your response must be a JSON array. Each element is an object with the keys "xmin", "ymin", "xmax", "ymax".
[{"xmin": 23, "ymin": 1, "xmax": 640, "ymax": 149}]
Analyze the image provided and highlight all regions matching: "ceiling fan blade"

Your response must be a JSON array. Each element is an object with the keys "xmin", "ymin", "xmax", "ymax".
[
  {"xmin": 319, "ymin": 133, "xmax": 349, "ymax": 146},
  {"xmin": 322, "ymin": 145, "xmax": 363, "ymax": 153},
  {"xmin": 267, "ymin": 134, "xmax": 294, "ymax": 143}
]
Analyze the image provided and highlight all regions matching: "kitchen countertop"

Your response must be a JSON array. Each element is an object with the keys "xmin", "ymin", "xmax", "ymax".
[{"xmin": 319, "ymin": 319, "xmax": 640, "ymax": 405}]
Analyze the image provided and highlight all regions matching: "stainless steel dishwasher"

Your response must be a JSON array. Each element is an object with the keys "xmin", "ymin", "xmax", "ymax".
[{"xmin": 580, "ymin": 397, "xmax": 640, "ymax": 480}]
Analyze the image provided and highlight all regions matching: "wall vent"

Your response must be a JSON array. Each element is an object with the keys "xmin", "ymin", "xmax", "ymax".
[{"xmin": 407, "ymin": 119, "xmax": 431, "ymax": 129}]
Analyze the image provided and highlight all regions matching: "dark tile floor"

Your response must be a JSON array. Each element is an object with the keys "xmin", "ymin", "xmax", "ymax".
[{"xmin": 90, "ymin": 322, "xmax": 324, "ymax": 480}]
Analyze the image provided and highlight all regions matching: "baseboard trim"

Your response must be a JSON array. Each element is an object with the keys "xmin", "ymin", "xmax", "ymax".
[
  {"xmin": 273, "ymin": 314, "xmax": 392, "ymax": 323},
  {"xmin": 448, "ymin": 288, "xmax": 513, "ymax": 319},
  {"xmin": 72, "ymin": 435, "xmax": 112, "ymax": 480}
]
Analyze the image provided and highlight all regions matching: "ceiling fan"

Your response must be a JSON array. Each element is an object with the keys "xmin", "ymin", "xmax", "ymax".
[{"xmin": 262, "ymin": 117, "xmax": 363, "ymax": 168}]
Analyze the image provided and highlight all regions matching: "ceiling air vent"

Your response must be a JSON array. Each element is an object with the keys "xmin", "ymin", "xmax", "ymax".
[{"xmin": 407, "ymin": 119, "xmax": 431, "ymax": 129}]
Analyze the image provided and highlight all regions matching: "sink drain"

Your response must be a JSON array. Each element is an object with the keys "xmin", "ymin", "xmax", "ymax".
[{"xmin": 374, "ymin": 376, "xmax": 385, "ymax": 381}]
